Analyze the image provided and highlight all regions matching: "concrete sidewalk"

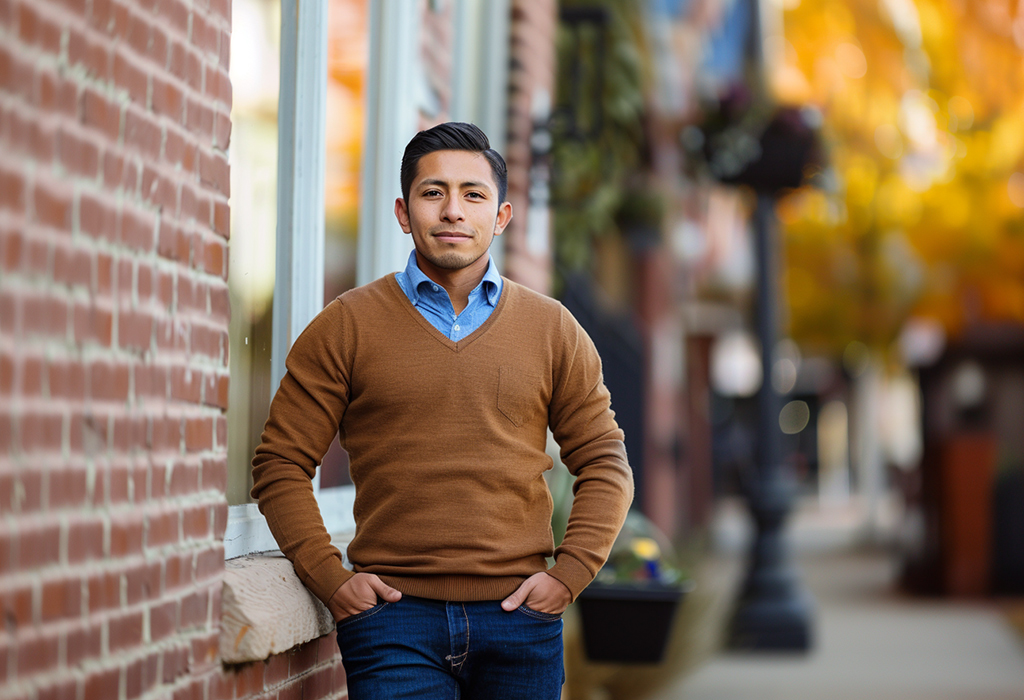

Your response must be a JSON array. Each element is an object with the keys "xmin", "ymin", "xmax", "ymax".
[{"xmin": 649, "ymin": 503, "xmax": 1024, "ymax": 700}]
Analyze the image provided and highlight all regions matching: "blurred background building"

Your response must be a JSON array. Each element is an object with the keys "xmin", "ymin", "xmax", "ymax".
[{"xmin": 3, "ymin": 0, "xmax": 1024, "ymax": 699}]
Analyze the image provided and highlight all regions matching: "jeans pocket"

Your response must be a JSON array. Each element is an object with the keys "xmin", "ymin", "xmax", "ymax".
[
  {"xmin": 336, "ymin": 601, "xmax": 389, "ymax": 629},
  {"xmin": 516, "ymin": 604, "xmax": 562, "ymax": 622}
]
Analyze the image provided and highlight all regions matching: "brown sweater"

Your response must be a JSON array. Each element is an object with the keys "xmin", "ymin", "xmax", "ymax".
[{"xmin": 251, "ymin": 274, "xmax": 633, "ymax": 606}]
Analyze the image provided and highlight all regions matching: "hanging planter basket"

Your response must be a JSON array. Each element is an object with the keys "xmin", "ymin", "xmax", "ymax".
[{"xmin": 577, "ymin": 580, "xmax": 689, "ymax": 663}]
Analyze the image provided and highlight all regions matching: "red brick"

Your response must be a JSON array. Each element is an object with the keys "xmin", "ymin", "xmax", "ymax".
[
  {"xmin": 125, "ymin": 106, "xmax": 162, "ymax": 160},
  {"xmin": 109, "ymin": 609, "xmax": 144, "ymax": 651},
  {"xmin": 125, "ymin": 559, "xmax": 162, "ymax": 604},
  {"xmin": 82, "ymin": 88, "xmax": 122, "ymax": 141},
  {"xmin": 36, "ymin": 677, "xmax": 79, "ymax": 700},
  {"xmin": 137, "ymin": 261, "xmax": 155, "ymax": 302},
  {"xmin": 191, "ymin": 11, "xmax": 217, "ymax": 56},
  {"xmin": 152, "ymin": 74, "xmax": 185, "ymax": 122},
  {"xmin": 57, "ymin": 126, "xmax": 101, "ymax": 179},
  {"xmin": 289, "ymin": 640, "xmax": 318, "ymax": 676},
  {"xmin": 69, "ymin": 30, "xmax": 113, "ymax": 81},
  {"xmin": 199, "ymin": 148, "xmax": 229, "ymax": 196},
  {"xmin": 41, "ymin": 574, "xmax": 82, "ymax": 622},
  {"xmin": 264, "ymin": 651, "xmax": 290, "ymax": 688},
  {"xmin": 33, "ymin": 178, "xmax": 73, "ymax": 231},
  {"xmin": 120, "ymin": 205, "xmax": 157, "ymax": 252},
  {"xmin": 125, "ymin": 7, "xmax": 152, "ymax": 56},
  {"xmin": 52, "ymin": 244, "xmax": 94, "ymax": 294},
  {"xmin": 157, "ymin": 270, "xmax": 175, "ymax": 309},
  {"xmin": 73, "ymin": 301, "xmax": 115, "ymax": 347},
  {"xmin": 183, "ymin": 45, "xmax": 203, "ymax": 92},
  {"xmin": 301, "ymin": 665, "xmax": 334, "ymax": 700},
  {"xmin": 184, "ymin": 416, "xmax": 213, "ymax": 451},
  {"xmin": 17, "ymin": 628, "xmax": 60, "ymax": 676},
  {"xmin": 140, "ymin": 164, "xmax": 178, "ymax": 211},
  {"xmin": 66, "ymin": 515, "xmax": 106, "ymax": 564},
  {"xmin": 232, "ymin": 659, "xmax": 264, "ymax": 698},
  {"xmin": 170, "ymin": 365, "xmax": 201, "ymax": 403},
  {"xmin": 23, "ymin": 293, "xmax": 70, "ymax": 339},
  {"xmin": 150, "ymin": 24, "xmax": 169, "ymax": 67},
  {"xmin": 214, "ymin": 111, "xmax": 231, "ymax": 150},
  {"xmin": 15, "ymin": 469, "xmax": 43, "ymax": 512},
  {"xmin": 87, "ymin": 570, "xmax": 121, "ymax": 613},
  {"xmin": 0, "ymin": 352, "xmax": 13, "ymax": 397},
  {"xmin": 79, "ymin": 190, "xmax": 119, "ymax": 242},
  {"xmin": 118, "ymin": 309, "xmax": 155, "ymax": 351},
  {"xmin": 149, "ymin": 599, "xmax": 177, "ymax": 642},
  {"xmin": 0, "ymin": 582, "xmax": 34, "ymax": 627},
  {"xmin": 83, "ymin": 666, "xmax": 121, "ymax": 700},
  {"xmin": 185, "ymin": 96, "xmax": 214, "ymax": 141},
  {"xmin": 201, "ymin": 236, "xmax": 226, "ymax": 276},
  {"xmin": 114, "ymin": 48, "xmax": 149, "ymax": 106},
  {"xmin": 182, "ymin": 503, "xmax": 209, "ymax": 539},
  {"xmin": 149, "ymin": 415, "xmax": 181, "ymax": 454},
  {"xmin": 16, "ymin": 520, "xmax": 61, "ymax": 568},
  {"xmin": 169, "ymin": 460, "xmax": 199, "ymax": 496},
  {"xmin": 17, "ymin": 2, "xmax": 62, "ymax": 54},
  {"xmin": 146, "ymin": 508, "xmax": 179, "ymax": 548},
  {"xmin": 67, "ymin": 622, "xmax": 103, "ymax": 666},
  {"xmin": 194, "ymin": 544, "xmax": 223, "ymax": 581},
  {"xmin": 161, "ymin": 0, "xmax": 190, "ymax": 36},
  {"xmin": 191, "ymin": 325, "xmax": 224, "ymax": 361},
  {"xmin": 47, "ymin": 464, "xmax": 90, "ymax": 508},
  {"xmin": 89, "ymin": 359, "xmax": 130, "ymax": 402},
  {"xmin": 162, "ymin": 644, "xmax": 190, "ymax": 684},
  {"xmin": 104, "ymin": 151, "xmax": 139, "ymax": 192},
  {"xmin": 192, "ymin": 630, "xmax": 220, "ymax": 672},
  {"xmin": 110, "ymin": 513, "xmax": 145, "ymax": 556}
]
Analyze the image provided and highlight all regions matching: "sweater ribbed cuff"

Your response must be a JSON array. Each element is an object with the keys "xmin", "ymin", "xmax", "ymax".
[
  {"xmin": 304, "ymin": 555, "xmax": 354, "ymax": 608},
  {"xmin": 546, "ymin": 554, "xmax": 595, "ymax": 602}
]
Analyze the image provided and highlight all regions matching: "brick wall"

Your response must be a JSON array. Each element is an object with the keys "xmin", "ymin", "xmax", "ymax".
[{"xmin": 0, "ymin": 0, "xmax": 234, "ymax": 697}]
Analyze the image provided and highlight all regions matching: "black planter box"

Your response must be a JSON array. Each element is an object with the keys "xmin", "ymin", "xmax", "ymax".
[{"xmin": 576, "ymin": 582, "xmax": 686, "ymax": 663}]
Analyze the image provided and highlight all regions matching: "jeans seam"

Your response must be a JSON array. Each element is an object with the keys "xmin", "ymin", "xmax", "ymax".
[
  {"xmin": 516, "ymin": 604, "xmax": 561, "ymax": 621},
  {"xmin": 336, "ymin": 601, "xmax": 389, "ymax": 629}
]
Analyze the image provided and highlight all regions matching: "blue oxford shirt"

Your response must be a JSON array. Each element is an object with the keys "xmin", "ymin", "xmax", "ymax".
[{"xmin": 395, "ymin": 250, "xmax": 503, "ymax": 341}]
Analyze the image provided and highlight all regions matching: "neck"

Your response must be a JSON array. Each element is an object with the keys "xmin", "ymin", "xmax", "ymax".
[{"xmin": 415, "ymin": 252, "xmax": 490, "ymax": 314}]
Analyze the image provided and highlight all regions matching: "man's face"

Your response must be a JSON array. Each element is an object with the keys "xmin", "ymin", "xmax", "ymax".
[{"xmin": 394, "ymin": 150, "xmax": 513, "ymax": 277}]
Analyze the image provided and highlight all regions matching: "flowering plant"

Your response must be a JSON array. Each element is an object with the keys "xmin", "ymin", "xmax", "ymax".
[{"xmin": 592, "ymin": 512, "xmax": 689, "ymax": 588}]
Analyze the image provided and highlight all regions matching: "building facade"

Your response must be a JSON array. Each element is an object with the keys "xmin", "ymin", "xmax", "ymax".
[{"xmin": 0, "ymin": 0, "xmax": 558, "ymax": 698}]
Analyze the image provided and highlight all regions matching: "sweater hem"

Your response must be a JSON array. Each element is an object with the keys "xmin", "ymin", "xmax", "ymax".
[{"xmin": 376, "ymin": 574, "xmax": 530, "ymax": 602}]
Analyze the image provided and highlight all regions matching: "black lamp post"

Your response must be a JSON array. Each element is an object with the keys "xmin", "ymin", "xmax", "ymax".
[{"xmin": 700, "ymin": 103, "xmax": 822, "ymax": 650}]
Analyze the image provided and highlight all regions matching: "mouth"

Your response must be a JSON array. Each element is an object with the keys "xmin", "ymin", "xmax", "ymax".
[{"xmin": 432, "ymin": 231, "xmax": 473, "ymax": 243}]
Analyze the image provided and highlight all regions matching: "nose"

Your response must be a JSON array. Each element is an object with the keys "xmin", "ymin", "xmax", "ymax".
[{"xmin": 441, "ymin": 196, "xmax": 465, "ymax": 222}]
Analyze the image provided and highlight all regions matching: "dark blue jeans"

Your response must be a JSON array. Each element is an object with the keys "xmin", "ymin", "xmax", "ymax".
[{"xmin": 336, "ymin": 595, "xmax": 565, "ymax": 699}]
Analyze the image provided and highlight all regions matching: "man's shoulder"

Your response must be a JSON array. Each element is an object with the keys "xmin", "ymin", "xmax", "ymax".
[
  {"xmin": 502, "ymin": 278, "xmax": 566, "ymax": 319},
  {"xmin": 333, "ymin": 274, "xmax": 400, "ymax": 310}
]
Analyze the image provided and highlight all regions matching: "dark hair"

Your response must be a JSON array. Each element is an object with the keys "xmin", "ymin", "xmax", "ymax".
[{"xmin": 400, "ymin": 122, "xmax": 508, "ymax": 205}]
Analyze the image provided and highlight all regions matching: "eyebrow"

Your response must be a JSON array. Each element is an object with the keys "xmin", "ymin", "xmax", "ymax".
[{"xmin": 419, "ymin": 178, "xmax": 492, "ymax": 191}]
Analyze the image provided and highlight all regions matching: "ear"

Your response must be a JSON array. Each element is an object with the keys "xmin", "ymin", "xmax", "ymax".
[
  {"xmin": 492, "ymin": 201, "xmax": 513, "ymax": 236},
  {"xmin": 394, "ymin": 197, "xmax": 412, "ymax": 233}
]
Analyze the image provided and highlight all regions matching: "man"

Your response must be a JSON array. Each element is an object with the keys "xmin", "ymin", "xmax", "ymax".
[{"xmin": 251, "ymin": 122, "xmax": 633, "ymax": 699}]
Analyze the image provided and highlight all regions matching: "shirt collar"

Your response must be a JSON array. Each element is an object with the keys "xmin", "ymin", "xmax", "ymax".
[{"xmin": 403, "ymin": 250, "xmax": 502, "ymax": 307}]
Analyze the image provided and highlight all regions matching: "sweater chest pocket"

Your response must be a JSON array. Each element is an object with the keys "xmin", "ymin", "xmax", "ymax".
[{"xmin": 497, "ymin": 365, "xmax": 537, "ymax": 428}]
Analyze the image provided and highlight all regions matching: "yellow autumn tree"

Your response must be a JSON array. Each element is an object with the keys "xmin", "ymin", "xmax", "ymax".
[{"xmin": 771, "ymin": 0, "xmax": 1024, "ymax": 355}]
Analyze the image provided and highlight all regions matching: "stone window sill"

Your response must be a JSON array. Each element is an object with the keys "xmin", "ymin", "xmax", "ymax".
[{"xmin": 219, "ymin": 535, "xmax": 351, "ymax": 664}]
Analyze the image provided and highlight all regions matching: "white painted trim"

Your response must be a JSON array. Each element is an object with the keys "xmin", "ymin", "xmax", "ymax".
[
  {"xmin": 228, "ymin": 0, "xmax": 333, "ymax": 559},
  {"xmin": 224, "ymin": 503, "xmax": 281, "ymax": 559},
  {"xmin": 356, "ymin": 0, "xmax": 419, "ymax": 287},
  {"xmin": 270, "ymin": 0, "xmax": 328, "ymax": 393}
]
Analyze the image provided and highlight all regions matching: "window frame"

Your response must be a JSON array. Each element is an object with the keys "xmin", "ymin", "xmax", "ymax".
[{"xmin": 225, "ymin": 0, "xmax": 512, "ymax": 559}]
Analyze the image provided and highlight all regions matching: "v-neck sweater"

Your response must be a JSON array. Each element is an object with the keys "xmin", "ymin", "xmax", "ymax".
[{"xmin": 251, "ymin": 274, "xmax": 634, "ymax": 605}]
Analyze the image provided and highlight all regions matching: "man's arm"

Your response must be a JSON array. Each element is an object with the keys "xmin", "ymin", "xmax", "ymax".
[
  {"xmin": 531, "ymin": 306, "xmax": 634, "ymax": 603},
  {"xmin": 250, "ymin": 301, "xmax": 358, "ymax": 608}
]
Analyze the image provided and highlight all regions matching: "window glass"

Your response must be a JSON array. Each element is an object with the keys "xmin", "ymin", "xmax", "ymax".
[
  {"xmin": 320, "ymin": 0, "xmax": 370, "ymax": 488},
  {"xmin": 227, "ymin": 0, "xmax": 280, "ymax": 504}
]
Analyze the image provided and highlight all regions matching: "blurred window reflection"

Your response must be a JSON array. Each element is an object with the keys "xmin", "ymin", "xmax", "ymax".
[{"xmin": 227, "ymin": 0, "xmax": 282, "ymax": 505}]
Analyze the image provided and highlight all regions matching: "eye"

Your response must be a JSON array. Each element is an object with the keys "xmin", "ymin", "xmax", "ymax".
[
  {"xmin": 422, "ymin": 189, "xmax": 442, "ymax": 197},
  {"xmin": 466, "ymin": 191, "xmax": 485, "ymax": 199}
]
